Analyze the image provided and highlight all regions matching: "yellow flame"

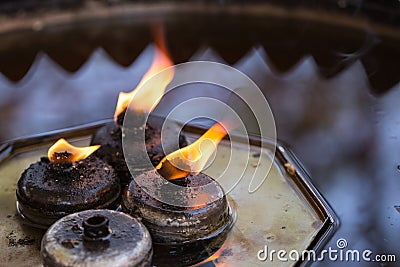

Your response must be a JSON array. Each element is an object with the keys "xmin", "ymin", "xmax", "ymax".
[
  {"xmin": 114, "ymin": 28, "xmax": 174, "ymax": 120},
  {"xmin": 48, "ymin": 138, "xmax": 100, "ymax": 163},
  {"xmin": 156, "ymin": 123, "xmax": 227, "ymax": 180}
]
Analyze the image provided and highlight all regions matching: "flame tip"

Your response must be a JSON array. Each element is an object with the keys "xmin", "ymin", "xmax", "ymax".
[
  {"xmin": 48, "ymin": 138, "xmax": 100, "ymax": 163},
  {"xmin": 157, "ymin": 122, "xmax": 228, "ymax": 181},
  {"xmin": 114, "ymin": 29, "xmax": 174, "ymax": 121}
]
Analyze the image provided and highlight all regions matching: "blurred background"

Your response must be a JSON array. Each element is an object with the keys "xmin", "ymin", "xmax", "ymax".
[{"xmin": 0, "ymin": 1, "xmax": 399, "ymax": 266}]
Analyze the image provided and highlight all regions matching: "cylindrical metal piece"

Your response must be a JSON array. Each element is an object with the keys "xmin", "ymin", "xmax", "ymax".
[
  {"xmin": 91, "ymin": 116, "xmax": 187, "ymax": 184},
  {"xmin": 16, "ymin": 156, "xmax": 121, "ymax": 228},
  {"xmin": 41, "ymin": 209, "xmax": 153, "ymax": 267},
  {"xmin": 122, "ymin": 170, "xmax": 235, "ymax": 266}
]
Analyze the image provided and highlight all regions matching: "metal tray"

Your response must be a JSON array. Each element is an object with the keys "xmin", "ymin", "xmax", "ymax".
[{"xmin": 0, "ymin": 120, "xmax": 338, "ymax": 266}]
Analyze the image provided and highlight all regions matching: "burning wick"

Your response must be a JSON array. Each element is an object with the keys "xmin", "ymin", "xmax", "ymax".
[
  {"xmin": 113, "ymin": 26, "xmax": 174, "ymax": 121},
  {"xmin": 16, "ymin": 139, "xmax": 120, "ymax": 228},
  {"xmin": 91, "ymin": 25, "xmax": 183, "ymax": 186},
  {"xmin": 48, "ymin": 138, "xmax": 100, "ymax": 163},
  {"xmin": 156, "ymin": 122, "xmax": 227, "ymax": 180}
]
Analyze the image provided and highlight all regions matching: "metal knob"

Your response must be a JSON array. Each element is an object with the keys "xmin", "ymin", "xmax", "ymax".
[{"xmin": 83, "ymin": 214, "xmax": 111, "ymax": 241}]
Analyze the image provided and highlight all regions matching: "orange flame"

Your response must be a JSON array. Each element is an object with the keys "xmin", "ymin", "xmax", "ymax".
[
  {"xmin": 114, "ymin": 28, "xmax": 174, "ymax": 120},
  {"xmin": 48, "ymin": 138, "xmax": 100, "ymax": 163},
  {"xmin": 156, "ymin": 122, "xmax": 227, "ymax": 180},
  {"xmin": 192, "ymin": 242, "xmax": 229, "ymax": 267}
]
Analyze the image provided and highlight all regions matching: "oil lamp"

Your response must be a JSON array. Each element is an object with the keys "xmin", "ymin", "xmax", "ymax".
[
  {"xmin": 91, "ymin": 28, "xmax": 186, "ymax": 185},
  {"xmin": 122, "ymin": 122, "xmax": 235, "ymax": 266},
  {"xmin": 41, "ymin": 209, "xmax": 153, "ymax": 267},
  {"xmin": 16, "ymin": 139, "xmax": 121, "ymax": 228}
]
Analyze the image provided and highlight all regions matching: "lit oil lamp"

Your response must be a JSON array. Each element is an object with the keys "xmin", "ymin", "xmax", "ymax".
[
  {"xmin": 16, "ymin": 139, "xmax": 121, "ymax": 228},
  {"xmin": 41, "ymin": 209, "xmax": 153, "ymax": 267},
  {"xmin": 91, "ymin": 27, "xmax": 186, "ymax": 185},
  {"xmin": 122, "ymin": 122, "xmax": 235, "ymax": 266}
]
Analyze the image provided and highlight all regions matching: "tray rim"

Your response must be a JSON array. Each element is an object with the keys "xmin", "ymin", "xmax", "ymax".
[
  {"xmin": 184, "ymin": 123, "xmax": 339, "ymax": 266},
  {"xmin": 0, "ymin": 119, "xmax": 339, "ymax": 266}
]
